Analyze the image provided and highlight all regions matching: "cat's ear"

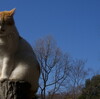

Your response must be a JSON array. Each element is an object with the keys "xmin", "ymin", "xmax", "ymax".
[{"xmin": 9, "ymin": 8, "xmax": 16, "ymax": 16}]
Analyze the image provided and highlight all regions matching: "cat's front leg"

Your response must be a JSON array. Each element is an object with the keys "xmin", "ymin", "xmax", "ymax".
[{"xmin": 0, "ymin": 56, "xmax": 14, "ymax": 80}]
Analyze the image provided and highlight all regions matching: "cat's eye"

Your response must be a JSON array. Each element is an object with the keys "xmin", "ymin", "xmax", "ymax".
[
  {"xmin": 4, "ymin": 17, "xmax": 13, "ymax": 25},
  {"xmin": 7, "ymin": 16, "xmax": 11, "ymax": 19}
]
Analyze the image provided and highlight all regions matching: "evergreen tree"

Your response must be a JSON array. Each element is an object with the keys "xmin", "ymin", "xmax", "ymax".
[{"xmin": 78, "ymin": 75, "xmax": 100, "ymax": 99}]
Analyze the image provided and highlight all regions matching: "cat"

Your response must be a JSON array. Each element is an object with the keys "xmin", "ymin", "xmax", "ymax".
[{"xmin": 0, "ymin": 8, "xmax": 40, "ymax": 95}]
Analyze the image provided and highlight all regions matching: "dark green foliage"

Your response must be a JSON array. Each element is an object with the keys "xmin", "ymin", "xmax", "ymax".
[{"xmin": 78, "ymin": 75, "xmax": 100, "ymax": 99}]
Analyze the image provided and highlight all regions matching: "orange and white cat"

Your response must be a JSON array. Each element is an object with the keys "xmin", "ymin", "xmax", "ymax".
[{"xmin": 0, "ymin": 8, "xmax": 40, "ymax": 94}]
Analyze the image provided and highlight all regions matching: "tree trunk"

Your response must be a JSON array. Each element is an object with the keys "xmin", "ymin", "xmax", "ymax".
[{"xmin": 0, "ymin": 79, "xmax": 36, "ymax": 99}]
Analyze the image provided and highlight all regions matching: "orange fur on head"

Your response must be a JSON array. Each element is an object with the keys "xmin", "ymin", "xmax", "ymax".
[
  {"xmin": 0, "ymin": 8, "xmax": 16, "ymax": 18},
  {"xmin": 0, "ymin": 8, "xmax": 16, "ymax": 24},
  {"xmin": 9, "ymin": 8, "xmax": 16, "ymax": 16}
]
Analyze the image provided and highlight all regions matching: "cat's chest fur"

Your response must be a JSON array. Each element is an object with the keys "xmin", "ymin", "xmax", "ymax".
[
  {"xmin": 0, "ymin": 36, "xmax": 8, "ymax": 45},
  {"xmin": 0, "ymin": 37, "xmax": 10, "ymax": 54},
  {"xmin": 0, "ymin": 38, "xmax": 5, "ymax": 44},
  {"xmin": 0, "ymin": 57, "xmax": 3, "ymax": 67},
  {"xmin": 0, "ymin": 56, "xmax": 6, "ymax": 74}
]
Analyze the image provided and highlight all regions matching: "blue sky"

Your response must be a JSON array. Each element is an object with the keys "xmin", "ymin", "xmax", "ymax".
[{"xmin": 0, "ymin": 0, "xmax": 100, "ymax": 72}]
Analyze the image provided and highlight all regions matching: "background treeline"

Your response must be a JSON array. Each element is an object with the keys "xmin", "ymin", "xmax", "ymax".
[{"xmin": 33, "ymin": 36, "xmax": 100, "ymax": 99}]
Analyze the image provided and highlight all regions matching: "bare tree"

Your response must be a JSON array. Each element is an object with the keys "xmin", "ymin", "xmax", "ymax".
[
  {"xmin": 33, "ymin": 36, "xmax": 71, "ymax": 99},
  {"xmin": 66, "ymin": 59, "xmax": 89, "ymax": 99}
]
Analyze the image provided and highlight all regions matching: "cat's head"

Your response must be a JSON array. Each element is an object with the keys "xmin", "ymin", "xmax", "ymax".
[{"xmin": 0, "ymin": 8, "xmax": 16, "ymax": 36}]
